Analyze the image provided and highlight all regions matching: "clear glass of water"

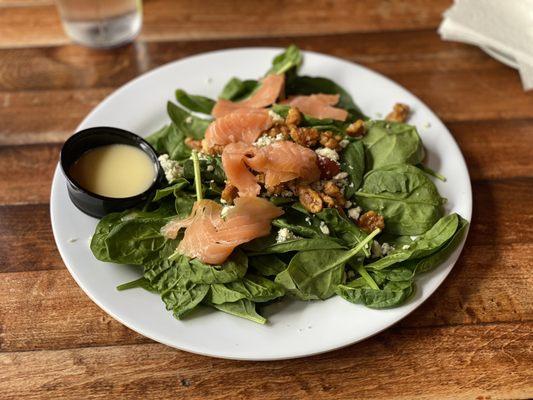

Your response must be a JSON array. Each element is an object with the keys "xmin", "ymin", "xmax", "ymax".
[{"xmin": 56, "ymin": 0, "xmax": 142, "ymax": 48}]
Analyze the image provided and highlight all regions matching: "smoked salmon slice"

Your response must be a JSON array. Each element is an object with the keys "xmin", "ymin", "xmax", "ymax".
[
  {"xmin": 222, "ymin": 140, "xmax": 320, "ymax": 197},
  {"xmin": 204, "ymin": 108, "xmax": 273, "ymax": 148},
  {"xmin": 161, "ymin": 198, "xmax": 283, "ymax": 265},
  {"xmin": 212, "ymin": 74, "xmax": 285, "ymax": 118},
  {"xmin": 282, "ymin": 94, "xmax": 348, "ymax": 121}
]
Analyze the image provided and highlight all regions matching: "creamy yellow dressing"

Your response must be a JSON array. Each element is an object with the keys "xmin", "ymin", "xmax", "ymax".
[{"xmin": 70, "ymin": 144, "xmax": 156, "ymax": 198}]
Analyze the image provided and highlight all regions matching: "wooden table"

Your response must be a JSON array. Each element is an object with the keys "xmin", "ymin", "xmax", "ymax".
[{"xmin": 1, "ymin": 1, "xmax": 532, "ymax": 399}]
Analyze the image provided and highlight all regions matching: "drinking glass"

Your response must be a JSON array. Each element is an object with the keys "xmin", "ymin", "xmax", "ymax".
[{"xmin": 55, "ymin": 0, "xmax": 142, "ymax": 48}]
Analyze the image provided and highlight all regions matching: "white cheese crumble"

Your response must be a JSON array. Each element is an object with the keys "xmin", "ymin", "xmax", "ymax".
[
  {"xmin": 402, "ymin": 244, "xmax": 411, "ymax": 250},
  {"xmin": 410, "ymin": 235, "xmax": 419, "ymax": 241},
  {"xmin": 381, "ymin": 242, "xmax": 395, "ymax": 256},
  {"xmin": 220, "ymin": 205, "xmax": 234, "ymax": 218},
  {"xmin": 254, "ymin": 133, "xmax": 284, "ymax": 147},
  {"xmin": 345, "ymin": 200, "xmax": 353, "ymax": 208},
  {"xmin": 339, "ymin": 139, "xmax": 350, "ymax": 148},
  {"xmin": 319, "ymin": 221, "xmax": 330, "ymax": 235},
  {"xmin": 268, "ymin": 109, "xmax": 285, "ymax": 124},
  {"xmin": 305, "ymin": 216, "xmax": 312, "ymax": 225},
  {"xmin": 197, "ymin": 152, "xmax": 209, "ymax": 161},
  {"xmin": 333, "ymin": 172, "xmax": 348, "ymax": 180},
  {"xmin": 206, "ymin": 165, "xmax": 214, "ymax": 172},
  {"xmin": 281, "ymin": 189, "xmax": 294, "ymax": 197},
  {"xmin": 158, "ymin": 154, "xmax": 183, "ymax": 183},
  {"xmin": 348, "ymin": 206, "xmax": 362, "ymax": 221},
  {"xmin": 315, "ymin": 147, "xmax": 339, "ymax": 162},
  {"xmin": 276, "ymin": 228, "xmax": 300, "ymax": 243},
  {"xmin": 185, "ymin": 116, "xmax": 193, "ymax": 124}
]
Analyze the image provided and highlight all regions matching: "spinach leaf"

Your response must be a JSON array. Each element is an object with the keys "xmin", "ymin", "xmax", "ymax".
[
  {"xmin": 271, "ymin": 104, "xmax": 348, "ymax": 133},
  {"xmin": 316, "ymin": 208, "xmax": 369, "ymax": 255},
  {"xmin": 167, "ymin": 101, "xmax": 211, "ymax": 140},
  {"xmin": 163, "ymin": 283, "xmax": 209, "ymax": 319},
  {"xmin": 146, "ymin": 123, "xmax": 191, "ymax": 161},
  {"xmin": 174, "ymin": 191, "xmax": 195, "ymax": 218},
  {"xmin": 275, "ymin": 229, "xmax": 379, "ymax": 300},
  {"xmin": 285, "ymin": 76, "xmax": 366, "ymax": 120},
  {"xmin": 153, "ymin": 178, "xmax": 189, "ymax": 202},
  {"xmin": 208, "ymin": 299, "xmax": 266, "ymax": 324},
  {"xmin": 401, "ymin": 216, "xmax": 469, "ymax": 274},
  {"xmin": 355, "ymin": 164, "xmax": 444, "ymax": 235},
  {"xmin": 183, "ymin": 156, "xmax": 226, "ymax": 185},
  {"xmin": 185, "ymin": 250, "xmax": 248, "ymax": 284},
  {"xmin": 90, "ymin": 203, "xmax": 177, "ymax": 265},
  {"xmin": 336, "ymin": 279, "xmax": 413, "ymax": 309},
  {"xmin": 208, "ymin": 274, "xmax": 285, "ymax": 304},
  {"xmin": 175, "ymin": 89, "xmax": 215, "ymax": 114},
  {"xmin": 416, "ymin": 163, "xmax": 447, "ymax": 182},
  {"xmin": 249, "ymin": 255, "xmax": 287, "ymax": 276},
  {"xmin": 341, "ymin": 140, "xmax": 365, "ymax": 197},
  {"xmin": 117, "ymin": 277, "xmax": 157, "ymax": 293},
  {"xmin": 245, "ymin": 235, "xmax": 344, "ymax": 255},
  {"xmin": 362, "ymin": 120, "xmax": 425, "ymax": 170},
  {"xmin": 219, "ymin": 78, "xmax": 259, "ymax": 101},
  {"xmin": 268, "ymin": 44, "xmax": 303, "ymax": 75},
  {"xmin": 365, "ymin": 213, "xmax": 460, "ymax": 270}
]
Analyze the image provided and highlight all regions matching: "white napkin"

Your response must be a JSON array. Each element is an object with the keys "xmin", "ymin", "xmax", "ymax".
[{"xmin": 439, "ymin": 0, "xmax": 533, "ymax": 90}]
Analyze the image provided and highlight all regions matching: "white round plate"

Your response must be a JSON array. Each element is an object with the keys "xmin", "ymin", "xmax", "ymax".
[{"xmin": 51, "ymin": 48, "xmax": 472, "ymax": 360}]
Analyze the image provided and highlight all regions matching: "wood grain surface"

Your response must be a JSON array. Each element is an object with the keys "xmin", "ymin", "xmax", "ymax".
[{"xmin": 0, "ymin": 1, "xmax": 532, "ymax": 399}]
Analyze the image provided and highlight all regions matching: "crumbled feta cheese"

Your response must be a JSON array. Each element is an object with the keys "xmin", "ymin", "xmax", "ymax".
[
  {"xmin": 348, "ymin": 165, "xmax": 354, "ymax": 170},
  {"xmin": 158, "ymin": 154, "xmax": 183, "ymax": 183},
  {"xmin": 275, "ymin": 133, "xmax": 285, "ymax": 141},
  {"xmin": 319, "ymin": 221, "xmax": 330, "ymax": 235},
  {"xmin": 339, "ymin": 139, "xmax": 350, "ymax": 148},
  {"xmin": 333, "ymin": 172, "xmax": 349, "ymax": 180},
  {"xmin": 206, "ymin": 165, "xmax": 214, "ymax": 172},
  {"xmin": 345, "ymin": 200, "xmax": 353, "ymax": 208},
  {"xmin": 305, "ymin": 216, "xmax": 311, "ymax": 225},
  {"xmin": 410, "ymin": 235, "xmax": 419, "ymax": 241},
  {"xmin": 276, "ymin": 227, "xmax": 299, "ymax": 243},
  {"xmin": 185, "ymin": 116, "xmax": 193, "ymax": 124},
  {"xmin": 220, "ymin": 205, "xmax": 234, "ymax": 218},
  {"xmin": 197, "ymin": 152, "xmax": 209, "ymax": 161},
  {"xmin": 348, "ymin": 206, "xmax": 362, "ymax": 221},
  {"xmin": 268, "ymin": 109, "xmax": 285, "ymax": 124},
  {"xmin": 402, "ymin": 244, "xmax": 411, "ymax": 250},
  {"xmin": 348, "ymin": 182, "xmax": 354, "ymax": 188},
  {"xmin": 315, "ymin": 147, "xmax": 339, "ymax": 162},
  {"xmin": 220, "ymin": 198, "xmax": 227, "ymax": 204},
  {"xmin": 381, "ymin": 242, "xmax": 395, "ymax": 256},
  {"xmin": 281, "ymin": 189, "xmax": 294, "ymax": 197},
  {"xmin": 254, "ymin": 132, "xmax": 284, "ymax": 147}
]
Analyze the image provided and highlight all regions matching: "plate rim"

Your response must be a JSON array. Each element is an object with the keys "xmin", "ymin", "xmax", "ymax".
[{"xmin": 50, "ymin": 46, "xmax": 472, "ymax": 360}]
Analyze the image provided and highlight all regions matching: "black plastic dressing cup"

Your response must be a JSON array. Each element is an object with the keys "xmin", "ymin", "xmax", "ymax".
[{"xmin": 60, "ymin": 127, "xmax": 163, "ymax": 218}]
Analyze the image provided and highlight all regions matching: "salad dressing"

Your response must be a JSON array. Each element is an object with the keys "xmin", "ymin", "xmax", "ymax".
[{"xmin": 70, "ymin": 144, "xmax": 155, "ymax": 198}]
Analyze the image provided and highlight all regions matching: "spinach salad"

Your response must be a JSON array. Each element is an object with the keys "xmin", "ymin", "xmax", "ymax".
[{"xmin": 90, "ymin": 46, "xmax": 468, "ymax": 324}]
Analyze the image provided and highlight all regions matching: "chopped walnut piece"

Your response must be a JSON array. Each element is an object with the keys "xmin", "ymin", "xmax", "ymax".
[
  {"xmin": 221, "ymin": 183, "xmax": 238, "ymax": 204},
  {"xmin": 357, "ymin": 211, "xmax": 385, "ymax": 233},
  {"xmin": 185, "ymin": 137, "xmax": 203, "ymax": 151},
  {"xmin": 319, "ymin": 131, "xmax": 341, "ymax": 149},
  {"xmin": 289, "ymin": 126, "xmax": 319, "ymax": 148},
  {"xmin": 319, "ymin": 193, "xmax": 336, "ymax": 208},
  {"xmin": 267, "ymin": 124, "xmax": 290, "ymax": 139},
  {"xmin": 386, "ymin": 103, "xmax": 410, "ymax": 122},
  {"xmin": 201, "ymin": 140, "xmax": 224, "ymax": 156},
  {"xmin": 298, "ymin": 186, "xmax": 323, "ymax": 213},
  {"xmin": 346, "ymin": 119, "xmax": 365, "ymax": 137},
  {"xmin": 285, "ymin": 107, "xmax": 302, "ymax": 126},
  {"xmin": 322, "ymin": 180, "xmax": 346, "ymax": 207}
]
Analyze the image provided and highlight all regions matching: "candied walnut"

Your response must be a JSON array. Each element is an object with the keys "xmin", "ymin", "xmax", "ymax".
[
  {"xmin": 346, "ymin": 119, "xmax": 365, "ymax": 137},
  {"xmin": 322, "ymin": 181, "xmax": 346, "ymax": 207},
  {"xmin": 319, "ymin": 193, "xmax": 336, "ymax": 208},
  {"xmin": 289, "ymin": 126, "xmax": 319, "ymax": 147},
  {"xmin": 317, "ymin": 156, "xmax": 340, "ymax": 179},
  {"xmin": 319, "ymin": 131, "xmax": 340, "ymax": 149},
  {"xmin": 285, "ymin": 107, "xmax": 302, "ymax": 126},
  {"xmin": 386, "ymin": 103, "xmax": 410, "ymax": 122},
  {"xmin": 298, "ymin": 186, "xmax": 323, "ymax": 213},
  {"xmin": 357, "ymin": 211, "xmax": 385, "ymax": 233},
  {"xmin": 267, "ymin": 124, "xmax": 290, "ymax": 139},
  {"xmin": 185, "ymin": 137, "xmax": 203, "ymax": 151},
  {"xmin": 201, "ymin": 140, "xmax": 224, "ymax": 156},
  {"xmin": 221, "ymin": 183, "xmax": 238, "ymax": 204}
]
